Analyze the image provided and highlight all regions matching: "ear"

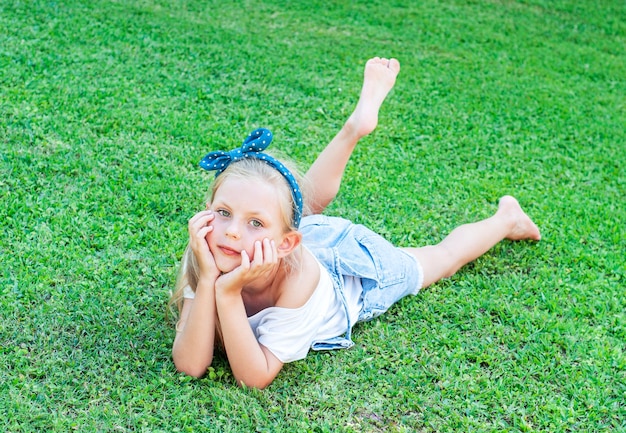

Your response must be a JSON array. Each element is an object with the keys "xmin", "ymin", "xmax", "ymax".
[{"xmin": 276, "ymin": 230, "xmax": 302, "ymax": 258}]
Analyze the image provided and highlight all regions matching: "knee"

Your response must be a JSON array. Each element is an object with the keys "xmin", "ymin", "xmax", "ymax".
[{"xmin": 412, "ymin": 244, "xmax": 462, "ymax": 288}]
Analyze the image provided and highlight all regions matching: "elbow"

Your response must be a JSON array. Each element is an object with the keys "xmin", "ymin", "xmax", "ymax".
[
  {"xmin": 172, "ymin": 351, "xmax": 212, "ymax": 379},
  {"xmin": 176, "ymin": 364, "xmax": 208, "ymax": 379},
  {"xmin": 175, "ymin": 360, "xmax": 210, "ymax": 378},
  {"xmin": 237, "ymin": 379, "xmax": 270, "ymax": 390},
  {"xmin": 234, "ymin": 374, "xmax": 274, "ymax": 390}
]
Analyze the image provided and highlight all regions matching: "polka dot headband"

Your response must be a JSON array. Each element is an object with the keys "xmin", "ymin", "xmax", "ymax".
[{"xmin": 199, "ymin": 128, "xmax": 303, "ymax": 228}]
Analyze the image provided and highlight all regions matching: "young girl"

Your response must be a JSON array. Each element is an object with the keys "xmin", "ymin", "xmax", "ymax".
[{"xmin": 169, "ymin": 57, "xmax": 541, "ymax": 389}]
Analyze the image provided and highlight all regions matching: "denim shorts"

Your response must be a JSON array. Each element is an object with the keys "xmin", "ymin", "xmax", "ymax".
[{"xmin": 300, "ymin": 215, "xmax": 424, "ymax": 349}]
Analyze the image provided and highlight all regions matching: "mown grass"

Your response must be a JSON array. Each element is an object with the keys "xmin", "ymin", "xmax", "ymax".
[{"xmin": 1, "ymin": 0, "xmax": 624, "ymax": 431}]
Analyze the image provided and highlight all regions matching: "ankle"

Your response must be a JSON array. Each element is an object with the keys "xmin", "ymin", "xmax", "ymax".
[{"xmin": 342, "ymin": 115, "xmax": 367, "ymax": 141}]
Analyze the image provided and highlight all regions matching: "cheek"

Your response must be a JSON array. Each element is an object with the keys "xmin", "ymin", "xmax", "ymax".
[
  {"xmin": 244, "ymin": 230, "xmax": 277, "ymax": 253},
  {"xmin": 204, "ymin": 223, "xmax": 224, "ymax": 247},
  {"xmin": 209, "ymin": 217, "xmax": 227, "ymax": 233},
  {"xmin": 243, "ymin": 235, "xmax": 262, "ymax": 254}
]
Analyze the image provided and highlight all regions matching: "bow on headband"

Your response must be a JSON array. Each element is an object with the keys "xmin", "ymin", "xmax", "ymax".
[{"xmin": 199, "ymin": 128, "xmax": 303, "ymax": 228}]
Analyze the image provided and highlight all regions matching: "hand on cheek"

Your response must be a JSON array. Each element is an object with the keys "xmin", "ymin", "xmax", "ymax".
[
  {"xmin": 188, "ymin": 210, "xmax": 218, "ymax": 279},
  {"xmin": 252, "ymin": 238, "xmax": 277, "ymax": 265}
]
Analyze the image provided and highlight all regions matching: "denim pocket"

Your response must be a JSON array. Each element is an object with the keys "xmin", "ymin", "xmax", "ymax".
[{"xmin": 332, "ymin": 223, "xmax": 407, "ymax": 287}]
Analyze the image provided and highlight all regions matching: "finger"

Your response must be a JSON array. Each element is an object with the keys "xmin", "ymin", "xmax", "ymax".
[
  {"xmin": 240, "ymin": 249, "xmax": 251, "ymax": 270},
  {"xmin": 262, "ymin": 238, "xmax": 276, "ymax": 264},
  {"xmin": 190, "ymin": 227, "xmax": 216, "ymax": 265},
  {"xmin": 197, "ymin": 225, "xmax": 213, "ymax": 239},
  {"xmin": 190, "ymin": 226, "xmax": 212, "ymax": 252},
  {"xmin": 188, "ymin": 209, "xmax": 210, "ymax": 224},
  {"xmin": 188, "ymin": 210, "xmax": 214, "ymax": 227},
  {"xmin": 252, "ymin": 240, "xmax": 263, "ymax": 265},
  {"xmin": 188, "ymin": 211, "xmax": 214, "ymax": 234}
]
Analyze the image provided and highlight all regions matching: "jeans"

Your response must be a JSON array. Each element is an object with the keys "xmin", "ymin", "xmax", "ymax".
[{"xmin": 300, "ymin": 214, "xmax": 423, "ymax": 350}]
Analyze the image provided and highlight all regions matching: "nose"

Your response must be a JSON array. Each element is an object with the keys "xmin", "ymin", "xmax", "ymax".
[{"xmin": 225, "ymin": 221, "xmax": 241, "ymax": 240}]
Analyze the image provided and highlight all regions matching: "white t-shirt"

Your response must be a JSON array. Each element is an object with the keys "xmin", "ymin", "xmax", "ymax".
[{"xmin": 182, "ymin": 257, "xmax": 363, "ymax": 363}]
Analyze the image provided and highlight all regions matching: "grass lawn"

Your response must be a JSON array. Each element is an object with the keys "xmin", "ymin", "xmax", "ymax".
[{"xmin": 1, "ymin": 0, "xmax": 624, "ymax": 431}]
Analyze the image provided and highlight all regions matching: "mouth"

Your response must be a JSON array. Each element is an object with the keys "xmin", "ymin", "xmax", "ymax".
[{"xmin": 218, "ymin": 245, "xmax": 240, "ymax": 256}]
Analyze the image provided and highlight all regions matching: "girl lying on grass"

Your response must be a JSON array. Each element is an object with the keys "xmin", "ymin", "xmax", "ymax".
[{"xmin": 169, "ymin": 57, "xmax": 541, "ymax": 389}]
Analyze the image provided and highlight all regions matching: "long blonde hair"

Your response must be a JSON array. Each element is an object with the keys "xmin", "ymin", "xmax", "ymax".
[{"xmin": 168, "ymin": 155, "xmax": 311, "ymax": 317}]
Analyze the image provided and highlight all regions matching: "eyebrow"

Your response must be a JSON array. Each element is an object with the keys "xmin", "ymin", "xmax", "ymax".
[{"xmin": 214, "ymin": 201, "xmax": 273, "ymax": 221}]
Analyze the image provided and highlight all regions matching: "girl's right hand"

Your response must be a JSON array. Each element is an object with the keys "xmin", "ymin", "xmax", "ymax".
[{"xmin": 187, "ymin": 210, "xmax": 220, "ymax": 280}]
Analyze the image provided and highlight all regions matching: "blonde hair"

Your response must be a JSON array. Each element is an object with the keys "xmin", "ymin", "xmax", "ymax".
[{"xmin": 168, "ymin": 155, "xmax": 311, "ymax": 317}]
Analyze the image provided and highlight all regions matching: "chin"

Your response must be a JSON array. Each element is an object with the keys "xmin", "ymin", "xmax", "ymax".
[{"xmin": 215, "ymin": 257, "xmax": 242, "ymax": 274}]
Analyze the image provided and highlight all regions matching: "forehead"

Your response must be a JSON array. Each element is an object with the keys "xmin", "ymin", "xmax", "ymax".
[{"xmin": 213, "ymin": 176, "xmax": 284, "ymax": 216}]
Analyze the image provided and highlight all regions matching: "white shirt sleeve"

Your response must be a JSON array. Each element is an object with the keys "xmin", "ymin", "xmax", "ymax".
[
  {"xmin": 249, "ymin": 305, "xmax": 326, "ymax": 363},
  {"xmin": 182, "ymin": 285, "xmax": 195, "ymax": 299}
]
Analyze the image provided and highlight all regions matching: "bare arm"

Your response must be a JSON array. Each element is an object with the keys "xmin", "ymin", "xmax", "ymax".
[
  {"xmin": 213, "ymin": 239, "xmax": 287, "ymax": 389},
  {"xmin": 171, "ymin": 210, "xmax": 221, "ymax": 377},
  {"xmin": 171, "ymin": 280, "xmax": 217, "ymax": 377},
  {"xmin": 216, "ymin": 291, "xmax": 283, "ymax": 389}
]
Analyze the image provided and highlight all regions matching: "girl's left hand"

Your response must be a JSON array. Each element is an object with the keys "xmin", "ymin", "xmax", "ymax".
[{"xmin": 215, "ymin": 238, "xmax": 278, "ymax": 295}]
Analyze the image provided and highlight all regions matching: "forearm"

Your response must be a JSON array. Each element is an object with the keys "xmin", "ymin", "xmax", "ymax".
[
  {"xmin": 172, "ymin": 279, "xmax": 217, "ymax": 377},
  {"xmin": 216, "ymin": 292, "xmax": 282, "ymax": 389}
]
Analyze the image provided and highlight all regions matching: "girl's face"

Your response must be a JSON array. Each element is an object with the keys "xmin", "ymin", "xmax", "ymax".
[{"xmin": 207, "ymin": 176, "xmax": 289, "ymax": 273}]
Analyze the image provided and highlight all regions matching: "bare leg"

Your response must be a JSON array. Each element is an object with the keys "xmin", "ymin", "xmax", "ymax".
[
  {"xmin": 306, "ymin": 57, "xmax": 401, "ymax": 214},
  {"xmin": 403, "ymin": 196, "xmax": 541, "ymax": 289}
]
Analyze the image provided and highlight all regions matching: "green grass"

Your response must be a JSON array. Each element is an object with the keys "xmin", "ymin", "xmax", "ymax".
[{"xmin": 1, "ymin": 0, "xmax": 624, "ymax": 431}]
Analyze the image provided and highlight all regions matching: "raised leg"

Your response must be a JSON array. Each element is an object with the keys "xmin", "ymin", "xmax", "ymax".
[{"xmin": 306, "ymin": 57, "xmax": 401, "ymax": 214}]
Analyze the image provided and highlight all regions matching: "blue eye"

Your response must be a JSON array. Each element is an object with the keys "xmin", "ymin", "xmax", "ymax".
[
  {"xmin": 216, "ymin": 209, "xmax": 231, "ymax": 217},
  {"xmin": 250, "ymin": 219, "xmax": 263, "ymax": 228}
]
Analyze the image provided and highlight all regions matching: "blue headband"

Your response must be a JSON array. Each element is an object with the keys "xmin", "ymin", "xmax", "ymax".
[{"xmin": 199, "ymin": 128, "xmax": 303, "ymax": 228}]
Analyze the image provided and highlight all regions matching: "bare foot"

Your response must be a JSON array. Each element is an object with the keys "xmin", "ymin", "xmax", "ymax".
[
  {"xmin": 498, "ymin": 195, "xmax": 541, "ymax": 241},
  {"xmin": 346, "ymin": 57, "xmax": 400, "ymax": 139}
]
